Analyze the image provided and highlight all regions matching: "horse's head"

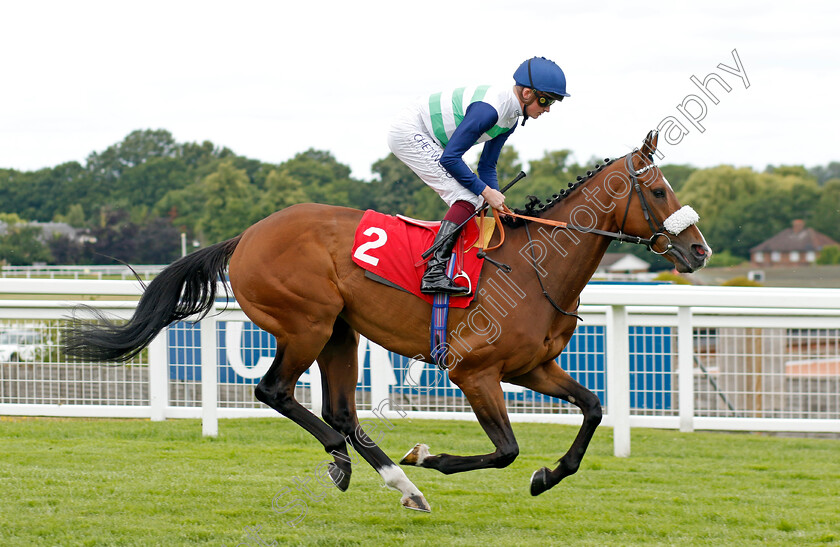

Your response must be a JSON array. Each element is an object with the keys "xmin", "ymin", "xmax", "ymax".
[{"xmin": 607, "ymin": 131, "xmax": 711, "ymax": 273}]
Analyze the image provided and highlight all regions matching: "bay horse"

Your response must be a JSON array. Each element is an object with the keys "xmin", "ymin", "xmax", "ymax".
[{"xmin": 65, "ymin": 130, "xmax": 710, "ymax": 513}]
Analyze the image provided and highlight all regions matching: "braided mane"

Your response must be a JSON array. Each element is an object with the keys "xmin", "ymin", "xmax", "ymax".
[{"xmin": 502, "ymin": 156, "xmax": 620, "ymax": 228}]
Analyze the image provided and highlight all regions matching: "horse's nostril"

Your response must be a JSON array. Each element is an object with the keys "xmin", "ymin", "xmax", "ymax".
[{"xmin": 693, "ymin": 244, "xmax": 707, "ymax": 257}]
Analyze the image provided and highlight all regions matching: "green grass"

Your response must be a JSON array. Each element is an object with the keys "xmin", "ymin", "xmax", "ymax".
[{"xmin": 1, "ymin": 417, "xmax": 838, "ymax": 546}]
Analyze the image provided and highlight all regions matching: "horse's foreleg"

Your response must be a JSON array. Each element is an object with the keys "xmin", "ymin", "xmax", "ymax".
[
  {"xmin": 401, "ymin": 372, "xmax": 519, "ymax": 474},
  {"xmin": 318, "ymin": 319, "xmax": 430, "ymax": 512},
  {"xmin": 508, "ymin": 360, "xmax": 603, "ymax": 495}
]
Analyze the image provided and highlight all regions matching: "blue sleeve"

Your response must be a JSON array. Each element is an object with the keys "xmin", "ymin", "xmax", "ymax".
[
  {"xmin": 438, "ymin": 101, "xmax": 499, "ymax": 196},
  {"xmin": 477, "ymin": 124, "xmax": 515, "ymax": 191}
]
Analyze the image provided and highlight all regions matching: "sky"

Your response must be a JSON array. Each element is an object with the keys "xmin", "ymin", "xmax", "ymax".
[{"xmin": 1, "ymin": 0, "xmax": 838, "ymax": 182}]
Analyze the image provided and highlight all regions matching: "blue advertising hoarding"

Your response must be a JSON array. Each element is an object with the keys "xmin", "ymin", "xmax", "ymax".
[{"xmin": 166, "ymin": 321, "xmax": 672, "ymax": 410}]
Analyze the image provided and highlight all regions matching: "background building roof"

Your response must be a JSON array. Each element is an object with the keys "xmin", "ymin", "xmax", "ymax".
[{"xmin": 750, "ymin": 220, "xmax": 838, "ymax": 253}]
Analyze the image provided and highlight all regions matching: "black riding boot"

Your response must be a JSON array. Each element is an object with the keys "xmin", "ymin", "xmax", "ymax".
[{"xmin": 421, "ymin": 220, "xmax": 470, "ymax": 295}]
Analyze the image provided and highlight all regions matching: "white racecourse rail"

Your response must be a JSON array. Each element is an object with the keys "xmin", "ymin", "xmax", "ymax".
[{"xmin": 1, "ymin": 279, "xmax": 839, "ymax": 457}]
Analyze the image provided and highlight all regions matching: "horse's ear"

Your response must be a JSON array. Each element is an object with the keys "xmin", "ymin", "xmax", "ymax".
[{"xmin": 641, "ymin": 130, "xmax": 659, "ymax": 158}]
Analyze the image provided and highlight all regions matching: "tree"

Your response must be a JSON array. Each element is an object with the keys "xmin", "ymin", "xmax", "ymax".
[
  {"xmin": 0, "ymin": 163, "xmax": 87, "ymax": 222},
  {"xmin": 0, "ymin": 223, "xmax": 52, "ymax": 265},
  {"xmin": 721, "ymin": 276, "xmax": 763, "ymax": 287},
  {"xmin": 659, "ymin": 164, "xmax": 697, "ymax": 193},
  {"xmin": 495, "ymin": 146, "xmax": 524, "ymax": 186},
  {"xmin": 817, "ymin": 245, "xmax": 840, "ymax": 265},
  {"xmin": 196, "ymin": 160, "xmax": 259, "ymax": 242},
  {"xmin": 765, "ymin": 165, "xmax": 814, "ymax": 180},
  {"xmin": 78, "ymin": 207, "xmax": 180, "ymax": 265},
  {"xmin": 178, "ymin": 140, "xmax": 234, "ymax": 168},
  {"xmin": 85, "ymin": 208, "xmax": 139, "ymax": 264},
  {"xmin": 47, "ymin": 234, "xmax": 85, "ymax": 264},
  {"xmin": 707, "ymin": 250, "xmax": 745, "ymax": 267},
  {"xmin": 54, "ymin": 204, "xmax": 87, "ymax": 228},
  {"xmin": 369, "ymin": 154, "xmax": 432, "ymax": 216},
  {"xmin": 86, "ymin": 129, "xmax": 179, "ymax": 181},
  {"xmin": 154, "ymin": 184, "xmax": 206, "ymax": 238},
  {"xmin": 809, "ymin": 161, "xmax": 840, "ymax": 185},
  {"xmin": 679, "ymin": 166, "xmax": 821, "ymax": 258},
  {"xmin": 0, "ymin": 213, "xmax": 25, "ymax": 224},
  {"xmin": 115, "ymin": 157, "xmax": 191, "ymax": 210},
  {"xmin": 131, "ymin": 216, "xmax": 181, "ymax": 264},
  {"xmin": 506, "ymin": 149, "xmax": 578, "ymax": 208},
  {"xmin": 82, "ymin": 130, "xmax": 181, "ymax": 217},
  {"xmin": 808, "ymin": 179, "xmax": 840, "ymax": 242},
  {"xmin": 678, "ymin": 166, "xmax": 765, "ymax": 223},
  {"xmin": 254, "ymin": 168, "xmax": 309, "ymax": 219},
  {"xmin": 528, "ymin": 149, "xmax": 574, "ymax": 180},
  {"xmin": 283, "ymin": 149, "xmax": 357, "ymax": 206},
  {"xmin": 653, "ymin": 271, "xmax": 692, "ymax": 284}
]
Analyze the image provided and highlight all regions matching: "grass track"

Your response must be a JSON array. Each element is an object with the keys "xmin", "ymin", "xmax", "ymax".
[{"xmin": 1, "ymin": 417, "xmax": 838, "ymax": 546}]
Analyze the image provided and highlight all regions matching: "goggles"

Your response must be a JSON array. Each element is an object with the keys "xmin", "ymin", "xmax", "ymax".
[{"xmin": 534, "ymin": 90, "xmax": 564, "ymax": 107}]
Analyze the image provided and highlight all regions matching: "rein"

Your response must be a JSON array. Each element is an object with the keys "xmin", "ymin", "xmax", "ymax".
[
  {"xmin": 497, "ymin": 153, "xmax": 675, "ymax": 253},
  {"xmin": 478, "ymin": 152, "xmax": 677, "ymax": 319}
]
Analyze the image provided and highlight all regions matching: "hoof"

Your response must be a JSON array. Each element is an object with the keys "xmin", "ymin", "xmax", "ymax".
[
  {"xmin": 401, "ymin": 493, "xmax": 431, "ymax": 513},
  {"xmin": 328, "ymin": 462, "xmax": 351, "ymax": 492},
  {"xmin": 530, "ymin": 467, "xmax": 552, "ymax": 496},
  {"xmin": 400, "ymin": 443, "xmax": 430, "ymax": 466}
]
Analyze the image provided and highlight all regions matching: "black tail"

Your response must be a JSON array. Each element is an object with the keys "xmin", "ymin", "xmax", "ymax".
[{"xmin": 64, "ymin": 236, "xmax": 242, "ymax": 362}]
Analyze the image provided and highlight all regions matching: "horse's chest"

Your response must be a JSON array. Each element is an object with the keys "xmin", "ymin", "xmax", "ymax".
[{"xmin": 541, "ymin": 319, "xmax": 578, "ymax": 360}]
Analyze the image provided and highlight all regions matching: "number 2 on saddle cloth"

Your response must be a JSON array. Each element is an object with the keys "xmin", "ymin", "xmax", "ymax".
[{"xmin": 351, "ymin": 210, "xmax": 499, "ymax": 369}]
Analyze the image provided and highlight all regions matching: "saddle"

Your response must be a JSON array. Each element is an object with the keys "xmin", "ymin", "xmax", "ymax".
[{"xmin": 351, "ymin": 210, "xmax": 496, "ymax": 308}]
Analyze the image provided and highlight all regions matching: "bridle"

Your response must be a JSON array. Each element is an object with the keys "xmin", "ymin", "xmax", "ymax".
[
  {"xmin": 616, "ymin": 153, "xmax": 673, "ymax": 255},
  {"xmin": 496, "ymin": 151, "xmax": 681, "ymax": 320},
  {"xmin": 504, "ymin": 151, "xmax": 675, "ymax": 255}
]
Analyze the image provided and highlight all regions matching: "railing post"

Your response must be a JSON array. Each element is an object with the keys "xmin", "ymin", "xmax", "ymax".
[
  {"xmin": 200, "ymin": 315, "xmax": 218, "ymax": 437},
  {"xmin": 367, "ymin": 337, "xmax": 392, "ymax": 407},
  {"xmin": 678, "ymin": 306, "xmax": 695, "ymax": 432},
  {"xmin": 309, "ymin": 362, "xmax": 322, "ymax": 417},
  {"xmin": 148, "ymin": 331, "xmax": 168, "ymax": 421},
  {"xmin": 607, "ymin": 304, "xmax": 631, "ymax": 457}
]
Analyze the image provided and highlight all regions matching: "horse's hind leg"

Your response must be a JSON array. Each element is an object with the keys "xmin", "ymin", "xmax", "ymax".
[
  {"xmin": 253, "ymin": 329, "xmax": 353, "ymax": 488},
  {"xmin": 507, "ymin": 360, "xmax": 603, "ymax": 496},
  {"xmin": 401, "ymin": 370, "xmax": 520, "ymax": 474},
  {"xmin": 317, "ymin": 318, "xmax": 430, "ymax": 512}
]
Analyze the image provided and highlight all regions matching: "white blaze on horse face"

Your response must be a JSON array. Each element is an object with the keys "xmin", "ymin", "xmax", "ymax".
[
  {"xmin": 663, "ymin": 206, "xmax": 700, "ymax": 235},
  {"xmin": 662, "ymin": 175, "xmax": 674, "ymax": 192}
]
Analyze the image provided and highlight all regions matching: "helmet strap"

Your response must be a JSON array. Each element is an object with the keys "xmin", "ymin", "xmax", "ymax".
[
  {"xmin": 527, "ymin": 58, "xmax": 534, "ymax": 88},
  {"xmin": 523, "ymin": 58, "xmax": 535, "ymax": 126},
  {"xmin": 520, "ymin": 58, "xmax": 539, "ymax": 126},
  {"xmin": 518, "ymin": 87, "xmax": 536, "ymax": 126}
]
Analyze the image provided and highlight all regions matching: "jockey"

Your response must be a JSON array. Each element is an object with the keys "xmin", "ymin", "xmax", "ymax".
[{"xmin": 387, "ymin": 56, "xmax": 570, "ymax": 295}]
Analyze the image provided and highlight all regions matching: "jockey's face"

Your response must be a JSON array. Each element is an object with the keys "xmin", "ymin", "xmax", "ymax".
[{"xmin": 523, "ymin": 88, "xmax": 551, "ymax": 119}]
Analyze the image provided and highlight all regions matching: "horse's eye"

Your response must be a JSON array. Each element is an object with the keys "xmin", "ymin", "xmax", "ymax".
[{"xmin": 652, "ymin": 188, "xmax": 666, "ymax": 199}]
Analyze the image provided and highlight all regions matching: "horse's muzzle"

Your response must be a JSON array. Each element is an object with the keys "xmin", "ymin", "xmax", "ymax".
[{"xmin": 670, "ymin": 242, "xmax": 711, "ymax": 273}]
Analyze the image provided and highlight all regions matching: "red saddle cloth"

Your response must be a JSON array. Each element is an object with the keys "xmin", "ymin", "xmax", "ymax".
[{"xmin": 351, "ymin": 210, "xmax": 484, "ymax": 308}]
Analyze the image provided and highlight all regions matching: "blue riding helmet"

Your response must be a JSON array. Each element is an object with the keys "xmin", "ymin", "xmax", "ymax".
[{"xmin": 513, "ymin": 57, "xmax": 570, "ymax": 100}]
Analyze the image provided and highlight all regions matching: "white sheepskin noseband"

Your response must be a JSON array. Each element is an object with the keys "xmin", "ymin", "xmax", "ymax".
[{"xmin": 662, "ymin": 206, "xmax": 699, "ymax": 235}]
